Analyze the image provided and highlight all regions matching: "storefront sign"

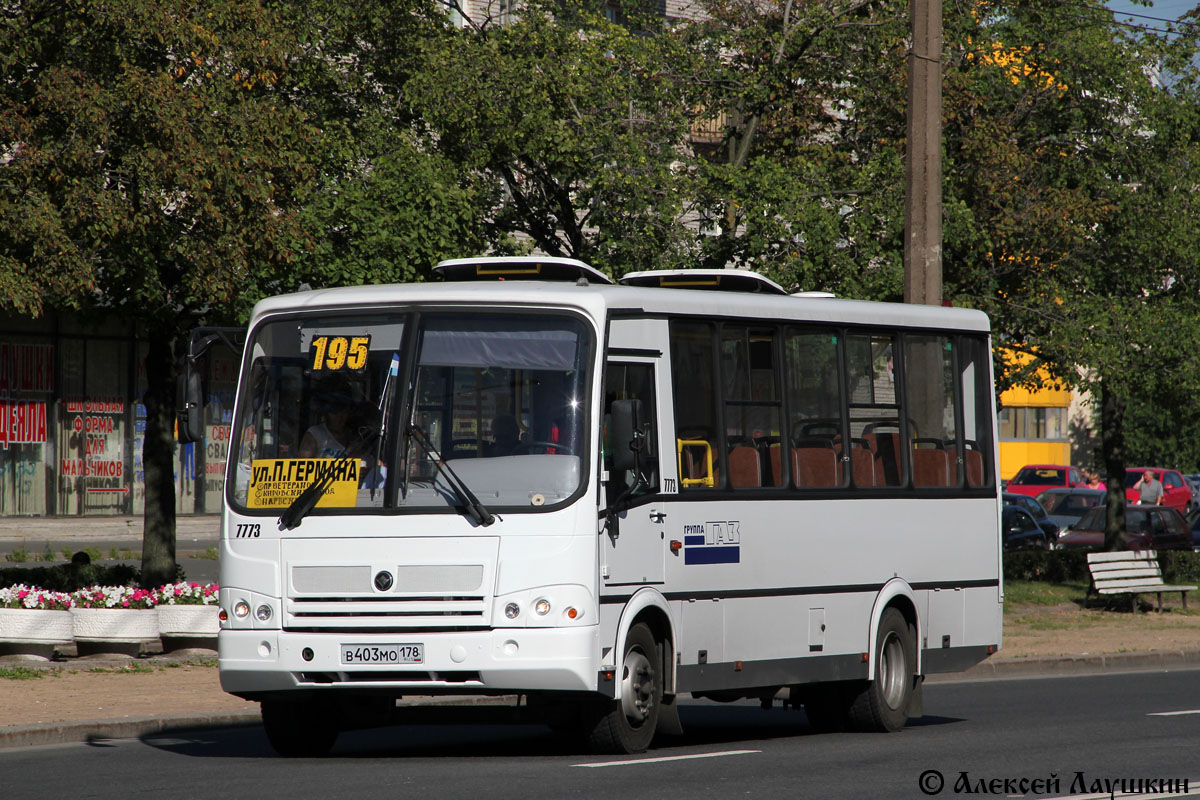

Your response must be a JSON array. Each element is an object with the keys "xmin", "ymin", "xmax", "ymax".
[
  {"xmin": 0, "ymin": 400, "xmax": 47, "ymax": 449},
  {"xmin": 0, "ymin": 344, "xmax": 54, "ymax": 394}
]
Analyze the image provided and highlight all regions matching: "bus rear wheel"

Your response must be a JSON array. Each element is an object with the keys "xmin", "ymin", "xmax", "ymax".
[
  {"xmin": 261, "ymin": 698, "xmax": 339, "ymax": 757},
  {"xmin": 584, "ymin": 623, "xmax": 661, "ymax": 754},
  {"xmin": 848, "ymin": 608, "xmax": 915, "ymax": 732}
]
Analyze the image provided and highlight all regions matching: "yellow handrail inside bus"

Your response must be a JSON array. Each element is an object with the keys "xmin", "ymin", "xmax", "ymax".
[{"xmin": 677, "ymin": 439, "xmax": 715, "ymax": 488}]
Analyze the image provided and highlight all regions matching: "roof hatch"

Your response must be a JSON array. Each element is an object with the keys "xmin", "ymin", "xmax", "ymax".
[
  {"xmin": 435, "ymin": 256, "xmax": 614, "ymax": 285},
  {"xmin": 618, "ymin": 269, "xmax": 788, "ymax": 295}
]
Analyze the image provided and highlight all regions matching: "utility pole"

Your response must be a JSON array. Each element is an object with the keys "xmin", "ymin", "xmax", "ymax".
[{"xmin": 904, "ymin": 0, "xmax": 943, "ymax": 306}]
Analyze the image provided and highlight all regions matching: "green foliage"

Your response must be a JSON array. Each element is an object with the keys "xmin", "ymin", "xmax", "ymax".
[
  {"xmin": 1003, "ymin": 579, "xmax": 1088, "ymax": 607},
  {"xmin": 0, "ymin": 563, "xmax": 140, "ymax": 592},
  {"xmin": 4, "ymin": 544, "xmax": 29, "ymax": 563},
  {"xmin": 0, "ymin": 666, "xmax": 47, "ymax": 681},
  {"xmin": 1003, "ymin": 550, "xmax": 1090, "ymax": 583},
  {"xmin": 683, "ymin": 0, "xmax": 909, "ymax": 295},
  {"xmin": 1159, "ymin": 551, "xmax": 1200, "ymax": 585},
  {"xmin": 407, "ymin": 0, "xmax": 701, "ymax": 274}
]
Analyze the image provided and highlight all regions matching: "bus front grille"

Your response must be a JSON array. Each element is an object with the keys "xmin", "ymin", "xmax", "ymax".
[{"xmin": 284, "ymin": 595, "xmax": 489, "ymax": 632}]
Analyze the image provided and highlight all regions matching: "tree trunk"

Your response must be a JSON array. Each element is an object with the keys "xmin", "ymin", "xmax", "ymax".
[
  {"xmin": 1099, "ymin": 380, "xmax": 1127, "ymax": 552},
  {"xmin": 140, "ymin": 322, "xmax": 180, "ymax": 588}
]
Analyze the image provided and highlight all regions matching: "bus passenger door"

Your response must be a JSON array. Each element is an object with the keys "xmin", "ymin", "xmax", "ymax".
[{"xmin": 602, "ymin": 348, "xmax": 671, "ymax": 586}]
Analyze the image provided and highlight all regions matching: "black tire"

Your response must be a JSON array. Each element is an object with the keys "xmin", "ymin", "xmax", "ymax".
[
  {"xmin": 261, "ymin": 698, "xmax": 339, "ymax": 757},
  {"xmin": 584, "ymin": 623, "xmax": 661, "ymax": 753},
  {"xmin": 848, "ymin": 608, "xmax": 916, "ymax": 732}
]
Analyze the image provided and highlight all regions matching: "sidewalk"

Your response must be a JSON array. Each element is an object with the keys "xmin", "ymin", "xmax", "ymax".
[
  {"xmin": 4, "ymin": 645, "xmax": 1200, "ymax": 751},
  {"xmin": 0, "ymin": 515, "xmax": 220, "ymax": 544}
]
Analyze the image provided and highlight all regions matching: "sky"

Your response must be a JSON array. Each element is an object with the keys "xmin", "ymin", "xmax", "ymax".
[{"xmin": 1104, "ymin": 0, "xmax": 1198, "ymax": 31}]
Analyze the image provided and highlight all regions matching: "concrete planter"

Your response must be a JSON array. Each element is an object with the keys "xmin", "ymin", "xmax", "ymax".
[
  {"xmin": 0, "ymin": 608, "xmax": 73, "ymax": 660},
  {"xmin": 157, "ymin": 604, "xmax": 219, "ymax": 653},
  {"xmin": 71, "ymin": 607, "xmax": 159, "ymax": 657}
]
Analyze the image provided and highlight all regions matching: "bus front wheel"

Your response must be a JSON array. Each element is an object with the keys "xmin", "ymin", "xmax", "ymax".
[
  {"xmin": 584, "ymin": 623, "xmax": 661, "ymax": 754},
  {"xmin": 261, "ymin": 698, "xmax": 339, "ymax": 757},
  {"xmin": 848, "ymin": 608, "xmax": 915, "ymax": 732}
]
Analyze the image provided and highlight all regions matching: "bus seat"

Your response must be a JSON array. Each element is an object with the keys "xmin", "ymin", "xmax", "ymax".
[
  {"xmin": 912, "ymin": 446, "xmax": 949, "ymax": 487},
  {"xmin": 729, "ymin": 444, "xmax": 762, "ymax": 488},
  {"xmin": 793, "ymin": 441, "xmax": 838, "ymax": 487},
  {"xmin": 839, "ymin": 438, "xmax": 875, "ymax": 488},
  {"xmin": 764, "ymin": 441, "xmax": 786, "ymax": 487}
]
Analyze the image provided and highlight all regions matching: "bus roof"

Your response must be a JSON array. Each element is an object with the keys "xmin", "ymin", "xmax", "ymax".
[{"xmin": 251, "ymin": 278, "xmax": 990, "ymax": 334}]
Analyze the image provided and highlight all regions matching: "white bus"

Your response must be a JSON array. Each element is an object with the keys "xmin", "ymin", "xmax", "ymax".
[{"xmin": 211, "ymin": 257, "xmax": 1002, "ymax": 756}]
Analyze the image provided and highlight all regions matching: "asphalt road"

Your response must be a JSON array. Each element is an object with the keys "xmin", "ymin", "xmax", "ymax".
[{"xmin": 4, "ymin": 669, "xmax": 1200, "ymax": 800}]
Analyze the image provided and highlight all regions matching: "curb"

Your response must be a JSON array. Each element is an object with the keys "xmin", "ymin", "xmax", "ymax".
[
  {"xmin": 928, "ymin": 648, "xmax": 1200, "ymax": 682},
  {"xmin": 6, "ymin": 652, "xmax": 1200, "ymax": 750},
  {"xmin": 0, "ymin": 711, "xmax": 262, "ymax": 750},
  {"xmin": 0, "ymin": 693, "xmax": 517, "ymax": 751}
]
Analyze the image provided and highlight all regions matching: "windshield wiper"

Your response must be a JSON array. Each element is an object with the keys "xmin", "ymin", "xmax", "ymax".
[
  {"xmin": 372, "ymin": 353, "xmax": 400, "ymax": 501},
  {"xmin": 407, "ymin": 423, "xmax": 495, "ymax": 527},
  {"xmin": 278, "ymin": 460, "xmax": 340, "ymax": 531}
]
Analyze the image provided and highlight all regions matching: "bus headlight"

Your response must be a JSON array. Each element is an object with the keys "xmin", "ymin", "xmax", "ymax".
[
  {"xmin": 493, "ymin": 585, "xmax": 593, "ymax": 627},
  {"xmin": 255, "ymin": 604, "xmax": 273, "ymax": 622},
  {"xmin": 233, "ymin": 600, "xmax": 251, "ymax": 619}
]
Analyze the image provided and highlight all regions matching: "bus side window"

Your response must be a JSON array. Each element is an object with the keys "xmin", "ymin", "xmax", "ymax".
[
  {"xmin": 604, "ymin": 363, "xmax": 659, "ymax": 502},
  {"xmin": 671, "ymin": 321, "xmax": 719, "ymax": 489}
]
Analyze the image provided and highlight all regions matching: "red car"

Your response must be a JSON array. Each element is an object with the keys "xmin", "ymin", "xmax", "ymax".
[
  {"xmin": 1124, "ymin": 468, "xmax": 1193, "ymax": 515},
  {"xmin": 1055, "ymin": 505, "xmax": 1192, "ymax": 551},
  {"xmin": 1005, "ymin": 464, "xmax": 1083, "ymax": 499}
]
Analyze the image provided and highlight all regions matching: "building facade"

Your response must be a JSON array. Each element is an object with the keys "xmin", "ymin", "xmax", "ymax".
[{"xmin": 0, "ymin": 311, "xmax": 235, "ymax": 518}]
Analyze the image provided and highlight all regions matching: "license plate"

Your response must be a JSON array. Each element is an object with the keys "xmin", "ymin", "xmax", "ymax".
[{"xmin": 340, "ymin": 643, "xmax": 424, "ymax": 665}]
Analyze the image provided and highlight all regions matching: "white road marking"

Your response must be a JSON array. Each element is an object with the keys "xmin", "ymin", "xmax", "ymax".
[
  {"xmin": 572, "ymin": 749, "xmax": 760, "ymax": 768},
  {"xmin": 1148, "ymin": 709, "xmax": 1200, "ymax": 716}
]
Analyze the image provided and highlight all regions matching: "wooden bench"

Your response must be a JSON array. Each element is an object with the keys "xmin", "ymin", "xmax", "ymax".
[{"xmin": 1086, "ymin": 550, "xmax": 1197, "ymax": 612}]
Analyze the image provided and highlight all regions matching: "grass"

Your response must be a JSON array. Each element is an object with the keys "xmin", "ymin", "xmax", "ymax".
[
  {"xmin": 162, "ymin": 658, "xmax": 218, "ymax": 668},
  {"xmin": 86, "ymin": 663, "xmax": 154, "ymax": 675},
  {"xmin": 1004, "ymin": 579, "xmax": 1089, "ymax": 609},
  {"xmin": 195, "ymin": 547, "xmax": 219, "ymax": 561},
  {"xmin": 0, "ymin": 666, "xmax": 49, "ymax": 680},
  {"xmin": 4, "ymin": 544, "xmax": 30, "ymax": 563}
]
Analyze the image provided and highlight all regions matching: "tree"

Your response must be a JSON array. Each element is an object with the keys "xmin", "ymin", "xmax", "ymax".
[
  {"xmin": 939, "ymin": 0, "xmax": 1200, "ymax": 549},
  {"xmin": 404, "ymin": 0, "xmax": 703, "ymax": 275},
  {"xmin": 0, "ymin": 0, "xmax": 322, "ymax": 585},
  {"xmin": 682, "ymin": 0, "xmax": 910, "ymax": 296},
  {"xmin": 282, "ymin": 2, "xmax": 489, "ymax": 286}
]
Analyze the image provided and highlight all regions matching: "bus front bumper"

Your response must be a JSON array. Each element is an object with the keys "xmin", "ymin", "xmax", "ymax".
[{"xmin": 218, "ymin": 625, "xmax": 600, "ymax": 697}]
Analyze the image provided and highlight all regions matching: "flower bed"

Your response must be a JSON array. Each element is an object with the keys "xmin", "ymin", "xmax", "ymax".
[
  {"xmin": 155, "ymin": 582, "xmax": 220, "ymax": 652},
  {"xmin": 0, "ymin": 585, "xmax": 75, "ymax": 659}
]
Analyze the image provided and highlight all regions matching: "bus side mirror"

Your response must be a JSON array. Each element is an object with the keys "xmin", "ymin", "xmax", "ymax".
[
  {"xmin": 610, "ymin": 399, "xmax": 643, "ymax": 472},
  {"xmin": 176, "ymin": 365, "xmax": 205, "ymax": 444}
]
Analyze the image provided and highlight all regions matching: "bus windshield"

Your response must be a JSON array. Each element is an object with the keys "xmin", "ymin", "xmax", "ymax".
[{"xmin": 229, "ymin": 310, "xmax": 591, "ymax": 516}]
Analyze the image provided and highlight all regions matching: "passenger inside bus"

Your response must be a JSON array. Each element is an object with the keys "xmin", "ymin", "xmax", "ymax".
[{"xmin": 486, "ymin": 414, "xmax": 522, "ymax": 457}]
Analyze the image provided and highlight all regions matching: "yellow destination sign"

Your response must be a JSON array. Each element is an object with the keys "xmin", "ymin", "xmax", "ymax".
[{"xmin": 247, "ymin": 458, "xmax": 360, "ymax": 508}]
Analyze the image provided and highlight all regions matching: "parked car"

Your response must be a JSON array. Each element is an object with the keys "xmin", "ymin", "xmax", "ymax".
[
  {"xmin": 1055, "ymin": 505, "xmax": 1192, "ymax": 552},
  {"xmin": 1002, "ymin": 492, "xmax": 1060, "ymax": 542},
  {"xmin": 1002, "ymin": 506, "xmax": 1051, "ymax": 551},
  {"xmin": 1005, "ymin": 464, "xmax": 1084, "ymax": 499},
  {"xmin": 1187, "ymin": 507, "xmax": 1200, "ymax": 553},
  {"xmin": 1034, "ymin": 488, "xmax": 1107, "ymax": 532},
  {"xmin": 1123, "ymin": 467, "xmax": 1193, "ymax": 515},
  {"xmin": 1185, "ymin": 474, "xmax": 1200, "ymax": 510}
]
